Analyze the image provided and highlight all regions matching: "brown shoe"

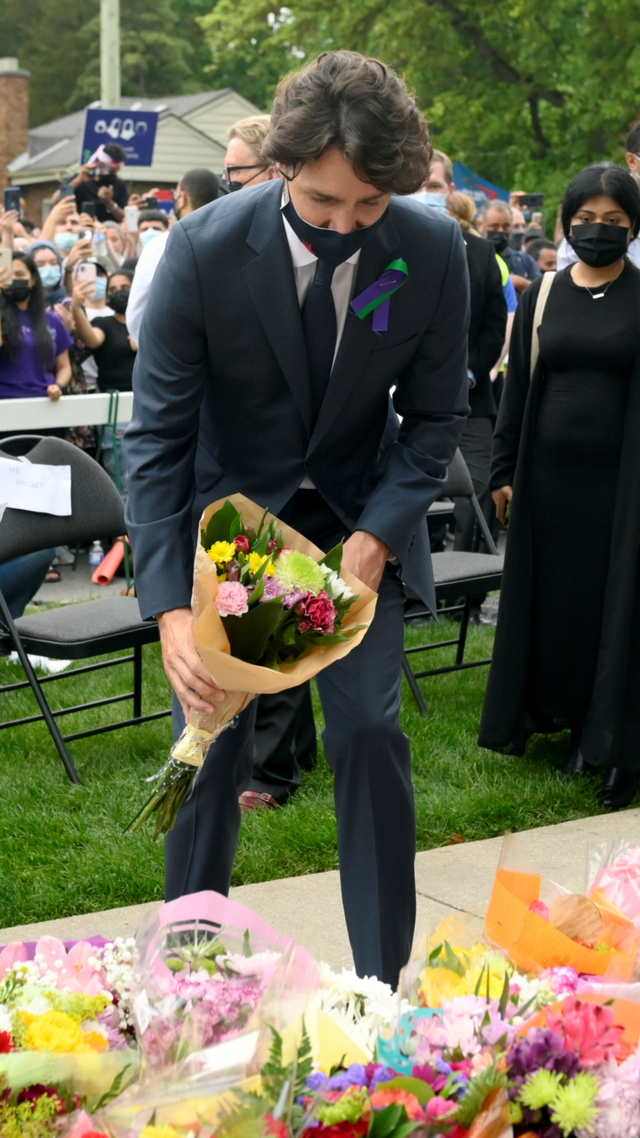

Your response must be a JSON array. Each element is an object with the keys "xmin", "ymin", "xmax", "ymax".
[{"xmin": 239, "ymin": 790, "xmax": 279, "ymax": 812}]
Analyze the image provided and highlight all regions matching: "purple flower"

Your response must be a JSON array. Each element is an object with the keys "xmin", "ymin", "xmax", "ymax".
[
  {"xmin": 260, "ymin": 576, "xmax": 307, "ymax": 608},
  {"xmin": 506, "ymin": 1027, "xmax": 582, "ymax": 1095},
  {"xmin": 306, "ymin": 1072, "xmax": 329, "ymax": 1092}
]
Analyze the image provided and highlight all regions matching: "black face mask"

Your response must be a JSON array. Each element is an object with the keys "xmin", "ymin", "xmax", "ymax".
[
  {"xmin": 568, "ymin": 222, "xmax": 630, "ymax": 268},
  {"xmin": 2, "ymin": 280, "xmax": 32, "ymax": 304},
  {"xmin": 227, "ymin": 180, "xmax": 245, "ymax": 193},
  {"xmin": 282, "ymin": 196, "xmax": 389, "ymax": 269},
  {"xmin": 486, "ymin": 230, "xmax": 510, "ymax": 255},
  {"xmin": 109, "ymin": 288, "xmax": 129, "ymax": 314},
  {"xmin": 509, "ymin": 232, "xmax": 525, "ymax": 251}
]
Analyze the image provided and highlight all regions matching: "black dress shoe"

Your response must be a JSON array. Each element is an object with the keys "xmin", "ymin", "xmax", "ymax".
[
  {"xmin": 561, "ymin": 749, "xmax": 597, "ymax": 779},
  {"xmin": 600, "ymin": 767, "xmax": 640, "ymax": 810}
]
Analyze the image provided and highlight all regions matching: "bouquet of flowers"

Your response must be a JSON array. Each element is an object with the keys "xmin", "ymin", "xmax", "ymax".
[
  {"xmin": 129, "ymin": 891, "xmax": 318, "ymax": 1076},
  {"xmin": 129, "ymin": 495, "xmax": 377, "ymax": 837}
]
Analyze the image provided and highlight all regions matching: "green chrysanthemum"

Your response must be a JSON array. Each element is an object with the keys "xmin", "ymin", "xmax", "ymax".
[
  {"xmin": 317, "ymin": 1088, "xmax": 368, "ymax": 1125},
  {"xmin": 277, "ymin": 550, "xmax": 326, "ymax": 596},
  {"xmin": 549, "ymin": 1072, "xmax": 600, "ymax": 1137},
  {"xmin": 518, "ymin": 1069, "xmax": 562, "ymax": 1110}
]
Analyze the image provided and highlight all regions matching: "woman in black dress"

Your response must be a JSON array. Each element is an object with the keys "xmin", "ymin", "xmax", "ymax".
[{"xmin": 479, "ymin": 164, "xmax": 640, "ymax": 809}]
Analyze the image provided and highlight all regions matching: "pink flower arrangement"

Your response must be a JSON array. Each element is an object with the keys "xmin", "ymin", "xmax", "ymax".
[
  {"xmin": 0, "ymin": 937, "xmax": 106, "ymax": 996},
  {"xmin": 547, "ymin": 996, "xmax": 624, "ymax": 1067},
  {"xmin": 215, "ymin": 580, "xmax": 250, "ymax": 618},
  {"xmin": 296, "ymin": 591, "xmax": 338, "ymax": 634}
]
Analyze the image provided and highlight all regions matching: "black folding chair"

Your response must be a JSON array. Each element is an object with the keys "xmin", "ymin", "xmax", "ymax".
[
  {"xmin": 403, "ymin": 449, "xmax": 504, "ymax": 713},
  {"xmin": 0, "ymin": 436, "xmax": 171, "ymax": 784}
]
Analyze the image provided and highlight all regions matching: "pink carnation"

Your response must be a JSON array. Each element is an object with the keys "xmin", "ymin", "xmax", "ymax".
[
  {"xmin": 215, "ymin": 580, "xmax": 250, "ymax": 618},
  {"xmin": 296, "ymin": 590, "xmax": 337, "ymax": 634}
]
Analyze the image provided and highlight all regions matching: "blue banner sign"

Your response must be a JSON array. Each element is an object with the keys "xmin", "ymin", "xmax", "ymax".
[
  {"xmin": 81, "ymin": 108, "xmax": 159, "ymax": 167},
  {"xmin": 453, "ymin": 161, "xmax": 510, "ymax": 206}
]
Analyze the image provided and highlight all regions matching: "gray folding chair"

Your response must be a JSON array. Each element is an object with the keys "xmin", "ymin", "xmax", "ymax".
[
  {"xmin": 403, "ymin": 449, "xmax": 504, "ymax": 712},
  {"xmin": 0, "ymin": 436, "xmax": 171, "ymax": 784}
]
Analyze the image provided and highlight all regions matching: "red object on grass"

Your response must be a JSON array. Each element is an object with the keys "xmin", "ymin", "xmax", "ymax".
[{"xmin": 92, "ymin": 538, "xmax": 125, "ymax": 585}]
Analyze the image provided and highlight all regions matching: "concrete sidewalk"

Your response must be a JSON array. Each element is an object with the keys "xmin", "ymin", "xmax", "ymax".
[{"xmin": 2, "ymin": 808, "xmax": 639, "ymax": 970}]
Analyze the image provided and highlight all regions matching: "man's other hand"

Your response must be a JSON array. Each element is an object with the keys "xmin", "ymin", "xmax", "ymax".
[
  {"xmin": 156, "ymin": 606, "xmax": 226, "ymax": 720},
  {"xmin": 342, "ymin": 530, "xmax": 390, "ymax": 592}
]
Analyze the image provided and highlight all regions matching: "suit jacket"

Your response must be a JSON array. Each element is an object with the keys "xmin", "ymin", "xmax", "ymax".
[
  {"xmin": 464, "ymin": 232, "xmax": 508, "ymax": 420},
  {"xmin": 124, "ymin": 180, "xmax": 470, "ymax": 620}
]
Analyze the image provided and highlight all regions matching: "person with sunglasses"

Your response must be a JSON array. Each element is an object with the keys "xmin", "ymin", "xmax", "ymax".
[{"xmin": 222, "ymin": 116, "xmax": 279, "ymax": 191}]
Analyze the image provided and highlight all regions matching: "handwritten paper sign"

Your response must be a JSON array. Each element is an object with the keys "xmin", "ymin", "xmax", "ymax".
[{"xmin": 0, "ymin": 458, "xmax": 72, "ymax": 516}]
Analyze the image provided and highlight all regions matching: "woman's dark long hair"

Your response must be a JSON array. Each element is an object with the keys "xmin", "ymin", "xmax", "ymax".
[{"xmin": 0, "ymin": 252, "xmax": 54, "ymax": 367}]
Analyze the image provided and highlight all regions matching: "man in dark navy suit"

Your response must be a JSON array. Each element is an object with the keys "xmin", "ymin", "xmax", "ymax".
[{"xmin": 124, "ymin": 51, "xmax": 470, "ymax": 986}]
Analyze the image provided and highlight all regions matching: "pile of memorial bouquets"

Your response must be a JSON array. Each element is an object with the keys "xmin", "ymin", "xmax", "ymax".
[{"xmin": 2, "ymin": 837, "xmax": 640, "ymax": 1138}]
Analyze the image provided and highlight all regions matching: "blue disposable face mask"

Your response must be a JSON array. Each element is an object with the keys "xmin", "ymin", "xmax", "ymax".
[
  {"xmin": 38, "ymin": 264, "xmax": 62, "ymax": 290},
  {"xmin": 140, "ymin": 228, "xmax": 161, "ymax": 247},
  {"xmin": 93, "ymin": 276, "xmax": 108, "ymax": 300},
  {"xmin": 413, "ymin": 190, "xmax": 449, "ymax": 212},
  {"xmin": 55, "ymin": 231, "xmax": 79, "ymax": 254}
]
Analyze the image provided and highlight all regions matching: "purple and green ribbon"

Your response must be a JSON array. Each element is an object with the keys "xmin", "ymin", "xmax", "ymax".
[{"xmin": 350, "ymin": 258, "xmax": 408, "ymax": 333}]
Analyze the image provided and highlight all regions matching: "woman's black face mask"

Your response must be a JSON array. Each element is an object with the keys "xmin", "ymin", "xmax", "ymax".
[
  {"xmin": 108, "ymin": 288, "xmax": 130, "ymax": 314},
  {"xmin": 568, "ymin": 222, "xmax": 630, "ymax": 268},
  {"xmin": 2, "ymin": 280, "xmax": 32, "ymax": 304}
]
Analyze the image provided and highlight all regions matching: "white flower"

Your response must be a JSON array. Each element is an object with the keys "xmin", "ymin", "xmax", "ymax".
[
  {"xmin": 0, "ymin": 1005, "xmax": 13, "ymax": 1035},
  {"xmin": 320, "ymin": 567, "xmax": 354, "ymax": 600},
  {"xmin": 316, "ymin": 963, "xmax": 408, "ymax": 1057}
]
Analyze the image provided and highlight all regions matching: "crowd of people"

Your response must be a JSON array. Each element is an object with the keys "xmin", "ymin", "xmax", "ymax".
[{"xmin": 2, "ymin": 51, "xmax": 640, "ymax": 982}]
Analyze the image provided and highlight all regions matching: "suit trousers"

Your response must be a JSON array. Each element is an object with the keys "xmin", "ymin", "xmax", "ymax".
[
  {"xmin": 165, "ymin": 492, "xmax": 416, "ymax": 985},
  {"xmin": 247, "ymin": 686, "xmax": 317, "ymax": 803}
]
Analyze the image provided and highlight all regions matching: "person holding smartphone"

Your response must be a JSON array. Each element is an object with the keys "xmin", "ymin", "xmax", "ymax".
[
  {"xmin": 71, "ymin": 269, "xmax": 136, "ymax": 496},
  {"xmin": 72, "ymin": 144, "xmax": 129, "ymax": 223},
  {"xmin": 0, "ymin": 252, "xmax": 72, "ymax": 401}
]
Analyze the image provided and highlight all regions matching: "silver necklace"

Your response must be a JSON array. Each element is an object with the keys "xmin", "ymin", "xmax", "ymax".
[{"xmin": 582, "ymin": 274, "xmax": 621, "ymax": 300}]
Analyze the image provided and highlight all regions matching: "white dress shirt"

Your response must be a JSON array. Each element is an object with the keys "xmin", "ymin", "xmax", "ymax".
[
  {"xmin": 126, "ymin": 229, "xmax": 170, "ymax": 344},
  {"xmin": 281, "ymin": 204, "xmax": 361, "ymax": 489}
]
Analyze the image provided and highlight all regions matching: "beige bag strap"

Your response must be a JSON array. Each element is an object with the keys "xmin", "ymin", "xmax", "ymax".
[{"xmin": 530, "ymin": 270, "xmax": 556, "ymax": 380}]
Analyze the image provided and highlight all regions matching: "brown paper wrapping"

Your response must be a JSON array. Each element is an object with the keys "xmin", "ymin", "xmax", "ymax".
[{"xmin": 183, "ymin": 494, "xmax": 378, "ymax": 762}]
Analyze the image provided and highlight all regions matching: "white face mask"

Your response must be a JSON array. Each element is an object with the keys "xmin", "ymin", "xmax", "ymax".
[
  {"xmin": 140, "ymin": 228, "xmax": 162, "ymax": 247},
  {"xmin": 413, "ymin": 190, "xmax": 449, "ymax": 212}
]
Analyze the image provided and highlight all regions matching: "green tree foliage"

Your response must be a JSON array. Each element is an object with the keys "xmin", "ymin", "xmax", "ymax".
[
  {"xmin": 201, "ymin": 0, "xmax": 640, "ymax": 200},
  {"xmin": 0, "ymin": 0, "xmax": 214, "ymax": 126}
]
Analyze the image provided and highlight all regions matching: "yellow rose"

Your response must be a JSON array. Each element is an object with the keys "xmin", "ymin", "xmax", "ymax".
[{"xmin": 207, "ymin": 540, "xmax": 237, "ymax": 565}]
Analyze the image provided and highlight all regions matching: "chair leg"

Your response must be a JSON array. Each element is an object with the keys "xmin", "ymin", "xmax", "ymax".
[
  {"xmin": 133, "ymin": 643, "xmax": 142, "ymax": 719},
  {"xmin": 456, "ymin": 595, "xmax": 473, "ymax": 666},
  {"xmin": 0, "ymin": 594, "xmax": 82, "ymax": 784},
  {"xmin": 402, "ymin": 651, "xmax": 428, "ymax": 714}
]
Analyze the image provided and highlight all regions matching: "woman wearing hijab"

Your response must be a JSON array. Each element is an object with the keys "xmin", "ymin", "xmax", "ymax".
[
  {"xmin": 0, "ymin": 251, "xmax": 72, "ymax": 400},
  {"xmin": 30, "ymin": 240, "xmax": 67, "ymax": 308},
  {"xmin": 479, "ymin": 163, "xmax": 640, "ymax": 810}
]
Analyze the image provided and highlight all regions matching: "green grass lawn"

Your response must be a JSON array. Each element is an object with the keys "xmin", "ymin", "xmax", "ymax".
[{"xmin": 0, "ymin": 617, "xmax": 611, "ymax": 929}]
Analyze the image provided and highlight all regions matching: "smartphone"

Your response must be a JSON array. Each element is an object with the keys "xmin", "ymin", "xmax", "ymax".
[
  {"xmin": 81, "ymin": 228, "xmax": 94, "ymax": 241},
  {"xmin": 59, "ymin": 183, "xmax": 76, "ymax": 200},
  {"xmin": 0, "ymin": 247, "xmax": 13, "ymax": 285},
  {"xmin": 143, "ymin": 196, "xmax": 158, "ymax": 210},
  {"xmin": 124, "ymin": 204, "xmax": 139, "ymax": 232},
  {"xmin": 3, "ymin": 187, "xmax": 21, "ymax": 215},
  {"xmin": 81, "ymin": 201, "xmax": 97, "ymax": 219},
  {"xmin": 76, "ymin": 261, "xmax": 97, "ymax": 286},
  {"xmin": 518, "ymin": 192, "xmax": 544, "ymax": 209},
  {"xmin": 532, "ymin": 211, "xmax": 545, "ymax": 227}
]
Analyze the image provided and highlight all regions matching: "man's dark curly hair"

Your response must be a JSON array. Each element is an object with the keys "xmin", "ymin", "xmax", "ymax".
[{"xmin": 262, "ymin": 51, "xmax": 432, "ymax": 195}]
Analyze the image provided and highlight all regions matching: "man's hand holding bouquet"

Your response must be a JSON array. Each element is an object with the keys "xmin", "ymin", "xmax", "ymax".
[{"xmin": 129, "ymin": 495, "xmax": 377, "ymax": 838}]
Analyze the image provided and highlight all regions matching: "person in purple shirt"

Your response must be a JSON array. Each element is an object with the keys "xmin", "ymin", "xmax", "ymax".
[{"xmin": 0, "ymin": 252, "xmax": 73, "ymax": 401}]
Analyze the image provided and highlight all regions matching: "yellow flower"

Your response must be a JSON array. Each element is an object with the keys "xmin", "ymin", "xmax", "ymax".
[
  {"xmin": 140, "ymin": 1127, "xmax": 181, "ymax": 1138},
  {"xmin": 419, "ymin": 967, "xmax": 469, "ymax": 1006},
  {"xmin": 20, "ymin": 1009, "xmax": 106, "ymax": 1053},
  {"xmin": 248, "ymin": 552, "xmax": 277, "ymax": 576},
  {"xmin": 207, "ymin": 540, "xmax": 237, "ymax": 565}
]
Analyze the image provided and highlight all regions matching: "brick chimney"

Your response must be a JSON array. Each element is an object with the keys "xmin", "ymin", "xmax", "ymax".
[{"xmin": 0, "ymin": 58, "xmax": 30, "ymax": 192}]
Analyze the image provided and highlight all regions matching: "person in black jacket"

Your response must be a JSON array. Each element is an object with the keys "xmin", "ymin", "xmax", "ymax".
[{"xmin": 416, "ymin": 153, "xmax": 507, "ymax": 561}]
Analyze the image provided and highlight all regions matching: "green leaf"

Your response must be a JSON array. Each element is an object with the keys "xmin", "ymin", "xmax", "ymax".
[
  {"xmin": 456, "ymin": 1064, "xmax": 506, "ymax": 1130},
  {"xmin": 248, "ymin": 575, "xmax": 265, "ymax": 606},
  {"xmin": 474, "ymin": 962, "xmax": 486, "ymax": 995},
  {"xmin": 429, "ymin": 943, "xmax": 443, "ymax": 963},
  {"xmin": 322, "ymin": 541, "xmax": 343, "ymax": 574},
  {"xmin": 384, "ymin": 1076, "xmax": 434, "ymax": 1105},
  {"xmin": 92, "ymin": 1064, "xmax": 133, "ymax": 1111},
  {"xmin": 222, "ymin": 599, "xmax": 284, "ymax": 665},
  {"xmin": 443, "ymin": 940, "xmax": 466, "ymax": 977},
  {"xmin": 202, "ymin": 500, "xmax": 241, "ymax": 548},
  {"xmin": 243, "ymin": 928, "xmax": 252, "ymax": 957},
  {"xmin": 498, "ymin": 971, "xmax": 510, "ymax": 1019},
  {"xmin": 230, "ymin": 513, "xmax": 245, "ymax": 541},
  {"xmin": 369, "ymin": 1103, "xmax": 404, "ymax": 1136}
]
